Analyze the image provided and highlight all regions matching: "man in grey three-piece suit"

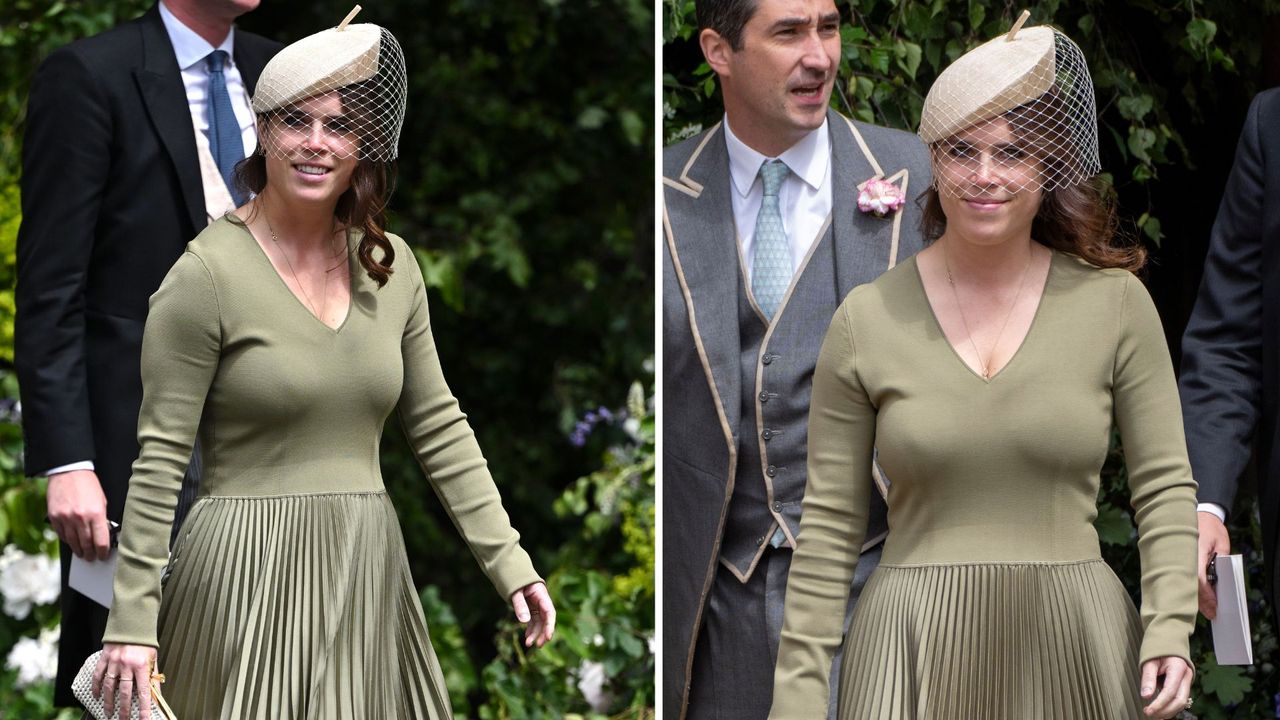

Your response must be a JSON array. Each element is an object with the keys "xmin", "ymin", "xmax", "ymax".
[{"xmin": 661, "ymin": 1, "xmax": 930, "ymax": 717}]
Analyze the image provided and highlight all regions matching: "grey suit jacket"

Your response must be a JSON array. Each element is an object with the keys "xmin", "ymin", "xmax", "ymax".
[{"xmin": 662, "ymin": 108, "xmax": 931, "ymax": 719}]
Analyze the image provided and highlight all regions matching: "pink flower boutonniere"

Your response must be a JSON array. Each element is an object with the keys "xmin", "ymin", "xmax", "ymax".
[{"xmin": 857, "ymin": 177, "xmax": 906, "ymax": 218}]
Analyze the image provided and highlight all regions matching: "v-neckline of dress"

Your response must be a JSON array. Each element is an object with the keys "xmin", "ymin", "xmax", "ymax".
[
  {"xmin": 912, "ymin": 249, "xmax": 1057, "ymax": 384},
  {"xmin": 232, "ymin": 215, "xmax": 356, "ymax": 335}
]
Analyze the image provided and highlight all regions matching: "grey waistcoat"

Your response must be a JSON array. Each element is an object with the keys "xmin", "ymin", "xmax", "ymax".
[{"xmin": 720, "ymin": 221, "xmax": 889, "ymax": 580}]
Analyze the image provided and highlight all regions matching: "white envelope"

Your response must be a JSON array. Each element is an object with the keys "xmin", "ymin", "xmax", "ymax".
[
  {"xmin": 68, "ymin": 549, "xmax": 118, "ymax": 609},
  {"xmin": 1210, "ymin": 554, "xmax": 1253, "ymax": 665}
]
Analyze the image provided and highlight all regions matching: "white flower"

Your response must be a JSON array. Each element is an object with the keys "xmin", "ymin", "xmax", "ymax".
[
  {"xmin": 623, "ymin": 417, "xmax": 642, "ymax": 443},
  {"xmin": 0, "ymin": 545, "xmax": 61, "ymax": 620},
  {"xmin": 6, "ymin": 626, "xmax": 59, "ymax": 688},
  {"xmin": 576, "ymin": 659, "xmax": 612, "ymax": 713},
  {"xmin": 647, "ymin": 634, "xmax": 656, "ymax": 655},
  {"xmin": 591, "ymin": 633, "xmax": 605, "ymax": 647},
  {"xmin": 663, "ymin": 102, "xmax": 676, "ymax": 120}
]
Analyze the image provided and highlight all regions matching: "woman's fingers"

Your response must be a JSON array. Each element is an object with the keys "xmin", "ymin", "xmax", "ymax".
[
  {"xmin": 533, "ymin": 586, "xmax": 556, "ymax": 646},
  {"xmin": 91, "ymin": 652, "xmax": 107, "ymax": 698},
  {"xmin": 1138, "ymin": 659, "xmax": 1158, "ymax": 700},
  {"xmin": 135, "ymin": 658, "xmax": 153, "ymax": 715},
  {"xmin": 510, "ymin": 589, "xmax": 531, "ymax": 623},
  {"xmin": 116, "ymin": 674, "xmax": 135, "ymax": 719},
  {"xmin": 511, "ymin": 583, "xmax": 555, "ymax": 648},
  {"xmin": 100, "ymin": 660, "xmax": 119, "ymax": 716},
  {"xmin": 96, "ymin": 644, "xmax": 157, "ymax": 718},
  {"xmin": 1143, "ymin": 659, "xmax": 1185, "ymax": 717}
]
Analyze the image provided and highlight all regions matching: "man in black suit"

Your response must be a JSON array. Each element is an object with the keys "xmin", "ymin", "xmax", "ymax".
[
  {"xmin": 15, "ymin": 0, "xmax": 278, "ymax": 705},
  {"xmin": 1180, "ymin": 87, "xmax": 1280, "ymax": 630}
]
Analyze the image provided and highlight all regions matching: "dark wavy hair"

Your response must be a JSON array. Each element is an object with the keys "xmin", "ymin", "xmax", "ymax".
[
  {"xmin": 921, "ymin": 95, "xmax": 1146, "ymax": 273},
  {"xmin": 234, "ymin": 94, "xmax": 398, "ymax": 287}
]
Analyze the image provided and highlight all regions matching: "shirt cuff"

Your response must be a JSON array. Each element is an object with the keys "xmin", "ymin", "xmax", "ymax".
[
  {"xmin": 43, "ymin": 461, "xmax": 95, "ymax": 477},
  {"xmin": 1196, "ymin": 503, "xmax": 1227, "ymax": 523}
]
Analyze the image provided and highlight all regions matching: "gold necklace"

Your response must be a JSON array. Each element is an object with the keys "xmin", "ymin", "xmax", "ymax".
[
  {"xmin": 262, "ymin": 208, "xmax": 346, "ymax": 323},
  {"xmin": 943, "ymin": 244, "xmax": 1035, "ymax": 380}
]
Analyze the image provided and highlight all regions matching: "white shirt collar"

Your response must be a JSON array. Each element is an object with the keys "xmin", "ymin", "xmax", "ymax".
[
  {"xmin": 159, "ymin": 0, "xmax": 236, "ymax": 72},
  {"xmin": 723, "ymin": 115, "xmax": 830, "ymax": 198}
]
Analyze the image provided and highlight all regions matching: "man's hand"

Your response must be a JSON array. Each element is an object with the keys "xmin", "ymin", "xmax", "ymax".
[
  {"xmin": 1197, "ymin": 511, "xmax": 1231, "ymax": 620},
  {"xmin": 46, "ymin": 470, "xmax": 110, "ymax": 560}
]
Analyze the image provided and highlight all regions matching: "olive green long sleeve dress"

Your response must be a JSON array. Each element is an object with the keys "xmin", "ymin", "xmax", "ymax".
[
  {"xmin": 101, "ymin": 216, "xmax": 541, "ymax": 719},
  {"xmin": 769, "ymin": 252, "xmax": 1198, "ymax": 720}
]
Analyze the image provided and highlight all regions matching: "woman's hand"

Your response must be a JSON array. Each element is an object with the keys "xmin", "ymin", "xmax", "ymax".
[
  {"xmin": 1139, "ymin": 656, "xmax": 1194, "ymax": 718},
  {"xmin": 92, "ymin": 642, "xmax": 157, "ymax": 718},
  {"xmin": 510, "ymin": 581, "xmax": 556, "ymax": 648}
]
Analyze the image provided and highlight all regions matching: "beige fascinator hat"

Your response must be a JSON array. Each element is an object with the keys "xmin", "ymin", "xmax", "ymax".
[
  {"xmin": 919, "ymin": 10, "xmax": 1100, "ymax": 195},
  {"xmin": 252, "ymin": 6, "xmax": 407, "ymax": 162}
]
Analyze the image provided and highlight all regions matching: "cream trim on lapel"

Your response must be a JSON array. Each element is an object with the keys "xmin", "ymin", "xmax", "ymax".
[
  {"xmin": 842, "ymin": 114, "xmax": 909, "ymax": 271},
  {"xmin": 663, "ymin": 200, "xmax": 739, "ymax": 720},
  {"xmin": 856, "ymin": 168, "xmax": 911, "ymax": 270},
  {"xmin": 671, "ymin": 122, "xmax": 722, "ymax": 196}
]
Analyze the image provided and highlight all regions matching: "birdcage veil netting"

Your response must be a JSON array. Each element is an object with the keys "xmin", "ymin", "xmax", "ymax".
[
  {"xmin": 251, "ymin": 23, "xmax": 407, "ymax": 163},
  {"xmin": 918, "ymin": 25, "xmax": 1100, "ymax": 198}
]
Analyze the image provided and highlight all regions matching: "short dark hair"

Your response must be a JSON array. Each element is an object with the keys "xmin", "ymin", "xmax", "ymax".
[{"xmin": 696, "ymin": 0, "xmax": 758, "ymax": 51}]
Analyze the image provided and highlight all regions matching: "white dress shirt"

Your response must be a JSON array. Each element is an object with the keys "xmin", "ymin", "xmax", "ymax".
[
  {"xmin": 724, "ymin": 116, "xmax": 833, "ymax": 283},
  {"xmin": 1198, "ymin": 502, "xmax": 1226, "ymax": 522},
  {"xmin": 159, "ymin": 0, "xmax": 256, "ymax": 157},
  {"xmin": 43, "ymin": 5, "xmax": 253, "ymax": 479}
]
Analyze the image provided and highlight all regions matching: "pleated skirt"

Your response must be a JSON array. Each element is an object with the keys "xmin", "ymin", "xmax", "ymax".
[
  {"xmin": 837, "ymin": 560, "xmax": 1142, "ymax": 720},
  {"xmin": 155, "ymin": 491, "xmax": 452, "ymax": 720}
]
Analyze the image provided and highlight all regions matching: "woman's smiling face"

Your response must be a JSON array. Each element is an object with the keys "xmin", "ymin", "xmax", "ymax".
[
  {"xmin": 933, "ymin": 116, "xmax": 1044, "ymax": 246},
  {"xmin": 260, "ymin": 91, "xmax": 360, "ymax": 205}
]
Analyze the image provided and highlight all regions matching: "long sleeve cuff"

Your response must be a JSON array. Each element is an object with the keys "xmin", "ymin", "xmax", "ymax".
[{"xmin": 1196, "ymin": 503, "xmax": 1227, "ymax": 523}]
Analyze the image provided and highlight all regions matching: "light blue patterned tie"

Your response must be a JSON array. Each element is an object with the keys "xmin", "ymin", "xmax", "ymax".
[
  {"xmin": 206, "ymin": 50, "xmax": 247, "ymax": 206},
  {"xmin": 751, "ymin": 160, "xmax": 791, "ymax": 319}
]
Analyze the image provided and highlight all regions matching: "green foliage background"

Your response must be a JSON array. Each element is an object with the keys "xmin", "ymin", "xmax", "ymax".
[
  {"xmin": 0, "ymin": 0, "xmax": 654, "ymax": 717},
  {"xmin": 663, "ymin": 0, "xmax": 1280, "ymax": 716}
]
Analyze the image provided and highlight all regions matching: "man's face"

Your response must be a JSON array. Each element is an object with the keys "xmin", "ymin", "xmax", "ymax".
[{"xmin": 705, "ymin": 0, "xmax": 841, "ymax": 156}]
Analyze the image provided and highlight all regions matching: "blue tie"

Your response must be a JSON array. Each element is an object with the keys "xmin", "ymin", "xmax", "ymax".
[
  {"xmin": 751, "ymin": 160, "xmax": 791, "ymax": 319},
  {"xmin": 206, "ymin": 50, "xmax": 246, "ymax": 206}
]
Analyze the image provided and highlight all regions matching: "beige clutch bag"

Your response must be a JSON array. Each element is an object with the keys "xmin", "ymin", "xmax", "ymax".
[{"xmin": 71, "ymin": 650, "xmax": 176, "ymax": 720}]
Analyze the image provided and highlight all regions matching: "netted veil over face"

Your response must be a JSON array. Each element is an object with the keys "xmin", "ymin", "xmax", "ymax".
[
  {"xmin": 251, "ymin": 22, "xmax": 407, "ymax": 163},
  {"xmin": 918, "ymin": 21, "xmax": 1099, "ymax": 199}
]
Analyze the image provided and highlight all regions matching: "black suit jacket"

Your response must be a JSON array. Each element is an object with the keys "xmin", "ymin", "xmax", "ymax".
[
  {"xmin": 1179, "ymin": 87, "xmax": 1280, "ymax": 624},
  {"xmin": 14, "ymin": 4, "xmax": 278, "ymax": 704}
]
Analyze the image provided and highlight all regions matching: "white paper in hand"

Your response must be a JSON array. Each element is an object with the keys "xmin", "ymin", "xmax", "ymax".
[
  {"xmin": 1210, "ymin": 554, "xmax": 1253, "ymax": 665},
  {"xmin": 68, "ymin": 549, "xmax": 117, "ymax": 609}
]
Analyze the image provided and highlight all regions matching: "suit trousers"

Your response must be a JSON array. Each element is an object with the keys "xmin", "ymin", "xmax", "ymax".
[{"xmin": 687, "ymin": 543, "xmax": 883, "ymax": 720}]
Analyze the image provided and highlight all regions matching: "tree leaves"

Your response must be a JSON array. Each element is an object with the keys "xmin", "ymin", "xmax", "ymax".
[{"xmin": 1199, "ymin": 658, "xmax": 1252, "ymax": 707}]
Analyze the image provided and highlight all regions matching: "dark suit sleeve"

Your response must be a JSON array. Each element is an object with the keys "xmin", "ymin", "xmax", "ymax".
[
  {"xmin": 15, "ymin": 47, "xmax": 114, "ymax": 476},
  {"xmin": 1178, "ymin": 93, "xmax": 1269, "ymax": 515}
]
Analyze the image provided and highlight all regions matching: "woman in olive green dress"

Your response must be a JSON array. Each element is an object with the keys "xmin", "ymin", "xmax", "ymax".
[
  {"xmin": 90, "ymin": 17, "xmax": 554, "ymax": 719},
  {"xmin": 769, "ymin": 18, "xmax": 1196, "ymax": 720}
]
